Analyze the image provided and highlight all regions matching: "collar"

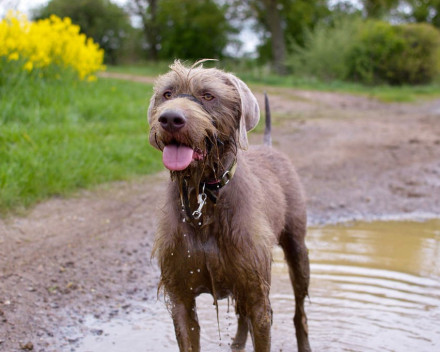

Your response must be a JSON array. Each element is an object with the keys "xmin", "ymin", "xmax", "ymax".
[
  {"xmin": 180, "ymin": 159, "xmax": 237, "ymax": 226},
  {"xmin": 204, "ymin": 159, "xmax": 237, "ymax": 193}
]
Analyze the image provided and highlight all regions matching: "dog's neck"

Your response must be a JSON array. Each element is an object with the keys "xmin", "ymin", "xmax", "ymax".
[
  {"xmin": 171, "ymin": 147, "xmax": 237, "ymax": 228},
  {"xmin": 170, "ymin": 139, "xmax": 237, "ymax": 188}
]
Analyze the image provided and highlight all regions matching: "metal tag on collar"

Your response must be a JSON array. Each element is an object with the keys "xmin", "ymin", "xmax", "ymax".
[
  {"xmin": 219, "ymin": 160, "xmax": 236, "ymax": 188},
  {"xmin": 192, "ymin": 184, "xmax": 207, "ymax": 220},
  {"xmin": 222, "ymin": 170, "xmax": 232, "ymax": 186}
]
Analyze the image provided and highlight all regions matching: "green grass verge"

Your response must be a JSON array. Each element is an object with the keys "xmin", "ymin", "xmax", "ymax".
[
  {"xmin": 108, "ymin": 62, "xmax": 440, "ymax": 103},
  {"xmin": 107, "ymin": 61, "xmax": 170, "ymax": 76},
  {"xmin": 0, "ymin": 76, "xmax": 163, "ymax": 214}
]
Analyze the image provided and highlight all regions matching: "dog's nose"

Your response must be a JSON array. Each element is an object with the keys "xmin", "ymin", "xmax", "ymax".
[{"xmin": 159, "ymin": 111, "xmax": 186, "ymax": 132}]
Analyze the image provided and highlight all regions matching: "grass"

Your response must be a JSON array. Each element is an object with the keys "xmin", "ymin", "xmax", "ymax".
[
  {"xmin": 0, "ymin": 74, "xmax": 163, "ymax": 214},
  {"xmin": 108, "ymin": 62, "xmax": 440, "ymax": 103},
  {"xmin": 2, "ymin": 60, "xmax": 439, "ymax": 214},
  {"xmin": 106, "ymin": 61, "xmax": 170, "ymax": 76}
]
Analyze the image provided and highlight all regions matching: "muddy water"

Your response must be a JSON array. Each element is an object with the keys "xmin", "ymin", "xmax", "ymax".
[{"xmin": 78, "ymin": 220, "xmax": 440, "ymax": 351}]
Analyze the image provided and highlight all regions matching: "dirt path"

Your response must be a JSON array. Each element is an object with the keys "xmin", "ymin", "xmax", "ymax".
[{"xmin": 1, "ymin": 77, "xmax": 440, "ymax": 351}]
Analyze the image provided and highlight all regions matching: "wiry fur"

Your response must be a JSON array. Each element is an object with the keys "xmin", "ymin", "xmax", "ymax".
[{"xmin": 148, "ymin": 60, "xmax": 311, "ymax": 352}]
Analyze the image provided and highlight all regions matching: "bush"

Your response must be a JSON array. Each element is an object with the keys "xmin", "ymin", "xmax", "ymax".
[
  {"xmin": 287, "ymin": 17, "xmax": 362, "ymax": 81},
  {"xmin": 287, "ymin": 18, "xmax": 440, "ymax": 85},
  {"xmin": 0, "ymin": 11, "xmax": 104, "ymax": 81},
  {"xmin": 348, "ymin": 21, "xmax": 440, "ymax": 85},
  {"xmin": 393, "ymin": 23, "xmax": 440, "ymax": 84},
  {"xmin": 156, "ymin": 0, "xmax": 235, "ymax": 60}
]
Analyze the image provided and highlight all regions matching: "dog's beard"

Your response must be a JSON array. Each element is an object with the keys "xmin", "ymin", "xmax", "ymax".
[{"xmin": 170, "ymin": 134, "xmax": 238, "ymax": 196}]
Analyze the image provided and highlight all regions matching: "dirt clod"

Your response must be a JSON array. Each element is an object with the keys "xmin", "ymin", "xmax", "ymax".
[{"xmin": 20, "ymin": 342, "xmax": 34, "ymax": 350}]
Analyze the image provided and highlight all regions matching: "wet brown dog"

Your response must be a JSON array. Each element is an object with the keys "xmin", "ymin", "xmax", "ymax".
[{"xmin": 148, "ymin": 60, "xmax": 311, "ymax": 352}]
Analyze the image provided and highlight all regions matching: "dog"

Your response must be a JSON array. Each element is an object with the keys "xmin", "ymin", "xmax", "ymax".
[{"xmin": 148, "ymin": 60, "xmax": 311, "ymax": 352}]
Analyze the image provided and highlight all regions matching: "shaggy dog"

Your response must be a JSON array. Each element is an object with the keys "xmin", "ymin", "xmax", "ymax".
[{"xmin": 148, "ymin": 60, "xmax": 311, "ymax": 352}]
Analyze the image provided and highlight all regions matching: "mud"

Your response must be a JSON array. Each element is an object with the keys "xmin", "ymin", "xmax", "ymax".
[
  {"xmin": 76, "ymin": 220, "xmax": 440, "ymax": 352},
  {"xmin": 1, "ymin": 77, "xmax": 440, "ymax": 351}
]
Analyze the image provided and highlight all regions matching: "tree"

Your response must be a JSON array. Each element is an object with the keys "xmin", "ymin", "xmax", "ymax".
[
  {"xmin": 230, "ymin": 0, "xmax": 330, "ymax": 74},
  {"xmin": 400, "ymin": 0, "xmax": 440, "ymax": 27},
  {"xmin": 128, "ymin": 0, "xmax": 159, "ymax": 61},
  {"xmin": 264, "ymin": 0, "xmax": 287, "ymax": 74},
  {"xmin": 34, "ymin": 0, "xmax": 132, "ymax": 64},
  {"xmin": 361, "ymin": 0, "xmax": 400, "ymax": 18},
  {"xmin": 128, "ymin": 0, "xmax": 236, "ymax": 60}
]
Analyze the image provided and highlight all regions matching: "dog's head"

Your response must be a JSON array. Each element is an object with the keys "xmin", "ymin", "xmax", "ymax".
[{"xmin": 147, "ymin": 60, "xmax": 259, "ymax": 173}]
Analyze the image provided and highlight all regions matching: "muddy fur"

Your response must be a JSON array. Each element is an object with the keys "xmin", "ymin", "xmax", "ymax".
[{"xmin": 148, "ymin": 60, "xmax": 311, "ymax": 352}]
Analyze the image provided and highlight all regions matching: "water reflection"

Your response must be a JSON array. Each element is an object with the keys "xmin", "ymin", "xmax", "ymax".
[
  {"xmin": 298, "ymin": 219, "xmax": 440, "ymax": 352},
  {"xmin": 78, "ymin": 219, "xmax": 440, "ymax": 352}
]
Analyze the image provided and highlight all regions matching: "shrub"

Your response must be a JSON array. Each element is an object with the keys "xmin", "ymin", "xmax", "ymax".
[
  {"xmin": 0, "ymin": 11, "xmax": 105, "ymax": 81},
  {"xmin": 287, "ymin": 18, "xmax": 440, "ymax": 85},
  {"xmin": 347, "ymin": 20, "xmax": 404, "ymax": 84},
  {"xmin": 394, "ymin": 23, "xmax": 440, "ymax": 84},
  {"xmin": 287, "ymin": 17, "xmax": 363, "ymax": 81},
  {"xmin": 348, "ymin": 21, "xmax": 440, "ymax": 85}
]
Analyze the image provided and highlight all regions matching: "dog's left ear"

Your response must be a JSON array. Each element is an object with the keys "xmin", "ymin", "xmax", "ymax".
[{"xmin": 226, "ymin": 74, "xmax": 260, "ymax": 149}]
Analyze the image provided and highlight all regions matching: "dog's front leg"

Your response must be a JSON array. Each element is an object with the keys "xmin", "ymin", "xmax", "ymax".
[
  {"xmin": 170, "ymin": 296, "xmax": 200, "ymax": 352},
  {"xmin": 248, "ymin": 298, "xmax": 272, "ymax": 352}
]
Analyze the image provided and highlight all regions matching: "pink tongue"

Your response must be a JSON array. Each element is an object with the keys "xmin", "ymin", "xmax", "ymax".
[{"xmin": 163, "ymin": 145, "xmax": 194, "ymax": 171}]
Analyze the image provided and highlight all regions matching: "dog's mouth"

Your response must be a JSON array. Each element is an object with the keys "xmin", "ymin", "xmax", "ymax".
[{"xmin": 162, "ymin": 141, "xmax": 206, "ymax": 171}]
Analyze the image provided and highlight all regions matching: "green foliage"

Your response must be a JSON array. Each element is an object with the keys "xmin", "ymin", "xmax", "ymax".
[
  {"xmin": 0, "ymin": 74, "xmax": 162, "ymax": 213},
  {"xmin": 398, "ymin": 0, "xmax": 440, "ymax": 28},
  {"xmin": 34, "ymin": 0, "xmax": 133, "ymax": 64},
  {"xmin": 347, "ymin": 20, "xmax": 405, "ymax": 84},
  {"xmin": 348, "ymin": 21, "xmax": 440, "ymax": 84},
  {"xmin": 287, "ymin": 17, "xmax": 440, "ymax": 85},
  {"xmin": 287, "ymin": 17, "xmax": 363, "ymax": 81},
  {"xmin": 252, "ymin": 0, "xmax": 331, "ymax": 63},
  {"xmin": 283, "ymin": 0, "xmax": 331, "ymax": 47},
  {"xmin": 156, "ymin": 0, "xmax": 236, "ymax": 60},
  {"xmin": 362, "ymin": 0, "xmax": 400, "ymax": 18}
]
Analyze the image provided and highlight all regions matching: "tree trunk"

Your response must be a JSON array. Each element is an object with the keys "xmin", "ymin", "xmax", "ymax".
[
  {"xmin": 264, "ymin": 0, "xmax": 287, "ymax": 75},
  {"xmin": 132, "ymin": 0, "xmax": 159, "ymax": 61},
  {"xmin": 146, "ymin": 0, "xmax": 158, "ymax": 61}
]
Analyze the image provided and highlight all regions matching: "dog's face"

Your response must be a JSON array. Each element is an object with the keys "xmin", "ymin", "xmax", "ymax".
[{"xmin": 147, "ymin": 60, "xmax": 260, "ymax": 172}]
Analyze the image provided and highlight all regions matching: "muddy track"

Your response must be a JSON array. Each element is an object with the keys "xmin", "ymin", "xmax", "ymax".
[{"xmin": 1, "ymin": 75, "xmax": 440, "ymax": 351}]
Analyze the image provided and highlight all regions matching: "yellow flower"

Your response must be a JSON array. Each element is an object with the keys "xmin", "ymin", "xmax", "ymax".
[
  {"xmin": 8, "ymin": 52, "xmax": 19, "ymax": 61},
  {"xmin": 0, "ymin": 11, "xmax": 105, "ymax": 80},
  {"xmin": 23, "ymin": 61, "xmax": 33, "ymax": 71}
]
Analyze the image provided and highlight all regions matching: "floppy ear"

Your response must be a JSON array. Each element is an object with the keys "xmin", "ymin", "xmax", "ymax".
[{"xmin": 226, "ymin": 74, "xmax": 260, "ymax": 150}]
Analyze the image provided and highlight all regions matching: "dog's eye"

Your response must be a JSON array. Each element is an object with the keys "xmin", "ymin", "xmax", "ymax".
[
  {"xmin": 163, "ymin": 91, "xmax": 172, "ymax": 99},
  {"xmin": 202, "ymin": 93, "xmax": 214, "ymax": 101}
]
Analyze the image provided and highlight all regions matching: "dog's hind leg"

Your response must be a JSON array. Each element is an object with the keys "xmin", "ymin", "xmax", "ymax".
[
  {"xmin": 279, "ymin": 224, "xmax": 312, "ymax": 352},
  {"xmin": 170, "ymin": 296, "xmax": 200, "ymax": 352}
]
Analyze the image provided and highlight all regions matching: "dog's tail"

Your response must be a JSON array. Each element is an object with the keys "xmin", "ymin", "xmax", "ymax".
[{"xmin": 263, "ymin": 92, "xmax": 272, "ymax": 146}]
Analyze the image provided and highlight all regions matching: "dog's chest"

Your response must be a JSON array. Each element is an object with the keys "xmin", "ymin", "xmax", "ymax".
[{"xmin": 168, "ymin": 232, "xmax": 235, "ymax": 298}]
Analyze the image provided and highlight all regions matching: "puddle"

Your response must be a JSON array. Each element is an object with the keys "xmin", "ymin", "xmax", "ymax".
[{"xmin": 77, "ymin": 219, "xmax": 440, "ymax": 351}]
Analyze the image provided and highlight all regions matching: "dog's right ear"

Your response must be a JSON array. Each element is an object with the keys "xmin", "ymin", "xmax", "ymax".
[{"xmin": 226, "ymin": 74, "xmax": 260, "ymax": 150}]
